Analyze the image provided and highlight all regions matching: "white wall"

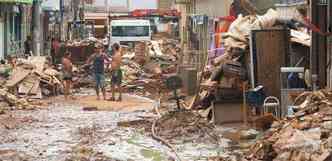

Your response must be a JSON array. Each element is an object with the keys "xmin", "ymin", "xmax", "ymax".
[
  {"xmin": 128, "ymin": 0, "xmax": 157, "ymax": 11},
  {"xmin": 195, "ymin": 0, "xmax": 232, "ymax": 17}
]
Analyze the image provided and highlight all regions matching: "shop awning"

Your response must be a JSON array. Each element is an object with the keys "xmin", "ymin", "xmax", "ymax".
[{"xmin": 0, "ymin": 0, "xmax": 33, "ymax": 4}]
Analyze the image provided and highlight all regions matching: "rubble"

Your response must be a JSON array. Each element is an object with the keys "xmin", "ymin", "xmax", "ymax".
[
  {"xmin": 0, "ymin": 149, "xmax": 33, "ymax": 161},
  {"xmin": 71, "ymin": 39, "xmax": 179, "ymax": 100},
  {"xmin": 119, "ymin": 110, "xmax": 220, "ymax": 144},
  {"xmin": 119, "ymin": 39, "xmax": 179, "ymax": 98},
  {"xmin": 0, "ymin": 56, "xmax": 61, "ymax": 111},
  {"xmin": 0, "ymin": 88, "xmax": 36, "ymax": 110},
  {"xmin": 241, "ymin": 90, "xmax": 332, "ymax": 161},
  {"xmin": 154, "ymin": 111, "xmax": 218, "ymax": 142},
  {"xmin": 4, "ymin": 56, "xmax": 61, "ymax": 98}
]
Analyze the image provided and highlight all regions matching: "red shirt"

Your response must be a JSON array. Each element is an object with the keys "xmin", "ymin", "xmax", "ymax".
[
  {"xmin": 303, "ymin": 17, "xmax": 323, "ymax": 34},
  {"xmin": 52, "ymin": 41, "xmax": 60, "ymax": 55}
]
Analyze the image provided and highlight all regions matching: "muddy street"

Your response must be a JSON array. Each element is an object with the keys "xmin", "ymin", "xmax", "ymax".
[{"xmin": 0, "ymin": 93, "xmax": 236, "ymax": 161}]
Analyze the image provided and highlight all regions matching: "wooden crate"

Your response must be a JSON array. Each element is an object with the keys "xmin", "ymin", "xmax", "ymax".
[{"xmin": 213, "ymin": 100, "xmax": 244, "ymax": 125}]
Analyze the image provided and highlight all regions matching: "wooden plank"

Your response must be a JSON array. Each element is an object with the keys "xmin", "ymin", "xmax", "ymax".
[
  {"xmin": 6, "ymin": 68, "xmax": 31, "ymax": 87},
  {"xmin": 252, "ymin": 30, "xmax": 288, "ymax": 99},
  {"xmin": 27, "ymin": 56, "xmax": 47, "ymax": 73},
  {"xmin": 18, "ymin": 74, "xmax": 40, "ymax": 95},
  {"xmin": 18, "ymin": 75, "xmax": 35, "ymax": 94},
  {"xmin": 30, "ymin": 78, "xmax": 41, "ymax": 94},
  {"xmin": 290, "ymin": 38, "xmax": 311, "ymax": 47},
  {"xmin": 311, "ymin": 0, "xmax": 319, "ymax": 89},
  {"xmin": 328, "ymin": 0, "xmax": 332, "ymax": 88},
  {"xmin": 318, "ymin": 4, "xmax": 328, "ymax": 88}
]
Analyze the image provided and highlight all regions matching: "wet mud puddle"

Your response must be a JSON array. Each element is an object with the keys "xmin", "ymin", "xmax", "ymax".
[{"xmin": 0, "ymin": 94, "xmax": 236, "ymax": 161}]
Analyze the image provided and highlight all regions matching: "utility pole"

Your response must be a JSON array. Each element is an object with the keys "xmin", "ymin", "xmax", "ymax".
[
  {"xmin": 32, "ymin": 0, "xmax": 42, "ymax": 56},
  {"xmin": 60, "ymin": 0, "xmax": 64, "ymax": 41}
]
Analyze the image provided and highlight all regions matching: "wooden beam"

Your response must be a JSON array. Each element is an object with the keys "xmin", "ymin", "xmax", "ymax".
[
  {"xmin": 328, "ymin": 0, "xmax": 332, "ymax": 88},
  {"xmin": 310, "ymin": 0, "xmax": 319, "ymax": 89},
  {"xmin": 318, "ymin": 3, "xmax": 328, "ymax": 88}
]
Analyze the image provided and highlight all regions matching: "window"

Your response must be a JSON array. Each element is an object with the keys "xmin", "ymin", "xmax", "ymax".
[{"xmin": 112, "ymin": 26, "xmax": 150, "ymax": 37}]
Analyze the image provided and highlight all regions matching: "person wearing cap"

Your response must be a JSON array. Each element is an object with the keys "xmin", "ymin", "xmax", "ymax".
[{"xmin": 86, "ymin": 43, "xmax": 111, "ymax": 100}]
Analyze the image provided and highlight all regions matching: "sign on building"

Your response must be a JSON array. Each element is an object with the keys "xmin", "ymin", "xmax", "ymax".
[{"xmin": 42, "ymin": 0, "xmax": 60, "ymax": 11}]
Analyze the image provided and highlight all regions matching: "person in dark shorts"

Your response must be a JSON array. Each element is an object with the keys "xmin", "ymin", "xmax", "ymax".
[
  {"xmin": 24, "ymin": 36, "xmax": 32, "ymax": 57},
  {"xmin": 110, "ymin": 43, "xmax": 123, "ymax": 101},
  {"xmin": 86, "ymin": 43, "xmax": 111, "ymax": 100},
  {"xmin": 62, "ymin": 51, "xmax": 73, "ymax": 100},
  {"xmin": 111, "ymin": 69, "xmax": 122, "ymax": 86}
]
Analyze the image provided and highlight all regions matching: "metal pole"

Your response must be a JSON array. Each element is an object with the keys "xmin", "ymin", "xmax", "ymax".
[
  {"xmin": 59, "ymin": 0, "xmax": 63, "ymax": 41},
  {"xmin": 32, "ymin": 0, "xmax": 41, "ymax": 56},
  {"xmin": 108, "ymin": 6, "xmax": 111, "ymax": 47}
]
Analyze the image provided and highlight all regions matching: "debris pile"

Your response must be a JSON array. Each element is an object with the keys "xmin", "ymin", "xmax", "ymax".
[
  {"xmin": 134, "ymin": 41, "xmax": 149, "ymax": 65},
  {"xmin": 243, "ymin": 90, "xmax": 332, "ymax": 161},
  {"xmin": 0, "ymin": 149, "xmax": 33, "ymax": 161},
  {"xmin": 66, "ymin": 125, "xmax": 119, "ymax": 161},
  {"xmin": 65, "ymin": 146, "xmax": 118, "ymax": 161},
  {"xmin": 65, "ymin": 38, "xmax": 97, "ymax": 47},
  {"xmin": 71, "ymin": 39, "xmax": 180, "ymax": 98},
  {"xmin": 65, "ymin": 39, "xmax": 97, "ymax": 63},
  {"xmin": 119, "ymin": 110, "xmax": 219, "ymax": 144},
  {"xmin": 120, "ymin": 40, "xmax": 180, "ymax": 97},
  {"xmin": 154, "ymin": 111, "xmax": 219, "ymax": 143},
  {"xmin": 6, "ymin": 56, "xmax": 61, "ymax": 98},
  {"xmin": 196, "ymin": 8, "xmax": 312, "ymax": 110},
  {"xmin": 0, "ymin": 88, "xmax": 35, "ymax": 110},
  {"xmin": 0, "ymin": 56, "xmax": 61, "ymax": 111}
]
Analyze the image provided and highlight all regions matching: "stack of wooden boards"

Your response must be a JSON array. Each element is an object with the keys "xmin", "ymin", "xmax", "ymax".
[{"xmin": 4, "ymin": 56, "xmax": 61, "ymax": 99}]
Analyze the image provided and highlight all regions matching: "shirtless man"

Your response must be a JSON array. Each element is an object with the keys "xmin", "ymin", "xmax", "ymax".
[
  {"xmin": 62, "ymin": 52, "xmax": 73, "ymax": 100},
  {"xmin": 110, "ymin": 43, "xmax": 122, "ymax": 101},
  {"xmin": 86, "ymin": 43, "xmax": 110, "ymax": 100}
]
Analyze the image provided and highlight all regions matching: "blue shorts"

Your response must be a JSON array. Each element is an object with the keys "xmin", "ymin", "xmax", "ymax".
[{"xmin": 94, "ymin": 73, "xmax": 105, "ymax": 89}]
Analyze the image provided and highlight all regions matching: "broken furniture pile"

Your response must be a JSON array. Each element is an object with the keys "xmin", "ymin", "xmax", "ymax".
[
  {"xmin": 153, "ymin": 110, "xmax": 219, "ymax": 143},
  {"xmin": 65, "ymin": 38, "xmax": 98, "ymax": 63},
  {"xmin": 207, "ymin": 9, "xmax": 310, "ymax": 86},
  {"xmin": 0, "ymin": 88, "xmax": 36, "ymax": 111},
  {"xmin": 0, "ymin": 56, "xmax": 61, "ymax": 111},
  {"xmin": 120, "ymin": 39, "xmax": 180, "ymax": 98},
  {"xmin": 118, "ymin": 110, "xmax": 220, "ymax": 144},
  {"xmin": 195, "ymin": 8, "xmax": 311, "ymax": 116},
  {"xmin": 68, "ymin": 39, "xmax": 180, "ymax": 99},
  {"xmin": 243, "ymin": 90, "xmax": 332, "ymax": 161}
]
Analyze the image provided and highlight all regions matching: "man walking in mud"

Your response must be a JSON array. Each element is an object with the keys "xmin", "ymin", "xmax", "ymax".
[
  {"xmin": 110, "ymin": 43, "xmax": 123, "ymax": 102},
  {"xmin": 62, "ymin": 51, "xmax": 73, "ymax": 100},
  {"xmin": 86, "ymin": 43, "xmax": 111, "ymax": 100}
]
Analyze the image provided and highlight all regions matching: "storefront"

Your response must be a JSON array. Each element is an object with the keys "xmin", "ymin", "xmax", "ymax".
[{"xmin": 0, "ymin": 0, "xmax": 33, "ymax": 57}]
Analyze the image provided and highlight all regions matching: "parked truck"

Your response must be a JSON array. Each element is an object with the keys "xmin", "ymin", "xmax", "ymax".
[{"xmin": 110, "ymin": 19, "xmax": 151, "ymax": 45}]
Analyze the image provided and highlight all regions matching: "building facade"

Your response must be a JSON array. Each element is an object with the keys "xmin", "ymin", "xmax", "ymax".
[
  {"xmin": 158, "ymin": 0, "xmax": 173, "ymax": 10},
  {"xmin": 194, "ymin": 0, "xmax": 232, "ymax": 17},
  {"xmin": 0, "ymin": 0, "xmax": 33, "ymax": 60}
]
